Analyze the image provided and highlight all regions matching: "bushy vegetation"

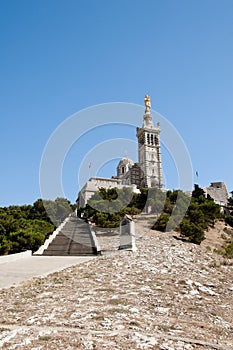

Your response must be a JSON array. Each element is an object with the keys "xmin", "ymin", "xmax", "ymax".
[
  {"xmin": 180, "ymin": 219, "xmax": 205, "ymax": 245},
  {"xmin": 0, "ymin": 198, "xmax": 74, "ymax": 255},
  {"xmin": 152, "ymin": 189, "xmax": 191, "ymax": 232},
  {"xmin": 225, "ymin": 241, "xmax": 233, "ymax": 258},
  {"xmin": 3, "ymin": 185, "xmax": 232, "ymax": 255},
  {"xmin": 219, "ymin": 191, "xmax": 233, "ymax": 258},
  {"xmin": 225, "ymin": 192, "xmax": 233, "ymax": 228},
  {"xmin": 83, "ymin": 187, "xmax": 169, "ymax": 228},
  {"xmin": 80, "ymin": 183, "xmax": 233, "ymax": 249},
  {"xmin": 84, "ymin": 185, "xmax": 223, "ymax": 246},
  {"xmin": 83, "ymin": 187, "xmax": 143, "ymax": 228},
  {"xmin": 152, "ymin": 185, "xmax": 221, "ymax": 244}
]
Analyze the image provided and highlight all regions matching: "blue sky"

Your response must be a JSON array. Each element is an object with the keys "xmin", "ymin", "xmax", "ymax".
[{"xmin": 0, "ymin": 0, "xmax": 233, "ymax": 206}]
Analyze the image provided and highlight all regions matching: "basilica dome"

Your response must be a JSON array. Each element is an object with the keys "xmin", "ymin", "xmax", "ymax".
[{"xmin": 117, "ymin": 157, "xmax": 134, "ymax": 177}]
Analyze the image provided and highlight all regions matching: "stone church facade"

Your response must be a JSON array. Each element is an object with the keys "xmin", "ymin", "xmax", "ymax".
[{"xmin": 78, "ymin": 95, "xmax": 163, "ymax": 208}]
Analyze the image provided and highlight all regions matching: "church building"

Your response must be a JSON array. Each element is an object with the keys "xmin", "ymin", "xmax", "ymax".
[{"xmin": 78, "ymin": 95, "xmax": 163, "ymax": 208}]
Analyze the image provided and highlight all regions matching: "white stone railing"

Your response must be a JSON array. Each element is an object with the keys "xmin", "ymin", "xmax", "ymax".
[
  {"xmin": 0, "ymin": 250, "xmax": 32, "ymax": 264},
  {"xmin": 88, "ymin": 221, "xmax": 101, "ymax": 255},
  {"xmin": 34, "ymin": 214, "xmax": 72, "ymax": 255}
]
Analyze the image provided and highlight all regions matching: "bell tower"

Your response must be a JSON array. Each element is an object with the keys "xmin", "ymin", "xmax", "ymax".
[{"xmin": 136, "ymin": 95, "xmax": 163, "ymax": 188}]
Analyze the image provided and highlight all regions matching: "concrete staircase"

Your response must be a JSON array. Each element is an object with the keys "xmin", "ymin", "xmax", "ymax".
[{"xmin": 40, "ymin": 214, "xmax": 100, "ymax": 256}]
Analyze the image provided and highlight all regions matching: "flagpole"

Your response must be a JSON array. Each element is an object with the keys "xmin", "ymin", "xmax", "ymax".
[
  {"xmin": 88, "ymin": 162, "xmax": 92, "ymax": 179},
  {"xmin": 195, "ymin": 171, "xmax": 199, "ymax": 184}
]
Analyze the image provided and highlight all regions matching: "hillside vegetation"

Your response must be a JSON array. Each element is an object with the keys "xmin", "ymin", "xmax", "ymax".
[
  {"xmin": 0, "ymin": 198, "xmax": 74, "ymax": 255},
  {"xmin": 152, "ymin": 184, "xmax": 221, "ymax": 244},
  {"xmin": 2, "ymin": 186, "xmax": 233, "ymax": 257},
  {"xmin": 84, "ymin": 185, "xmax": 233, "ymax": 254}
]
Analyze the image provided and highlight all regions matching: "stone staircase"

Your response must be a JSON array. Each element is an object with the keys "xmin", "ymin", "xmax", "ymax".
[{"xmin": 38, "ymin": 214, "xmax": 100, "ymax": 256}]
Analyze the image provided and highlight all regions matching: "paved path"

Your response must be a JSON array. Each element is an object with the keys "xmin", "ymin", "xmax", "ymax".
[{"xmin": 0, "ymin": 255, "xmax": 94, "ymax": 289}]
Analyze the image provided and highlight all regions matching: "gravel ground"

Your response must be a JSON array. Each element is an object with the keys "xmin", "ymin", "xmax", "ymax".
[{"xmin": 0, "ymin": 217, "xmax": 232, "ymax": 349}]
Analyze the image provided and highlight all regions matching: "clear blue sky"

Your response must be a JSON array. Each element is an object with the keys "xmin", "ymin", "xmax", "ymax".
[{"xmin": 0, "ymin": 0, "xmax": 233, "ymax": 206}]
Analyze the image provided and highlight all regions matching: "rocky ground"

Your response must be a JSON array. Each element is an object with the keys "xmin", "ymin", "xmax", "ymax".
[{"xmin": 0, "ymin": 216, "xmax": 232, "ymax": 350}]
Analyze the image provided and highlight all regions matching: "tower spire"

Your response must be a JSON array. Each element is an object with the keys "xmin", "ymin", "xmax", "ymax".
[
  {"xmin": 136, "ymin": 94, "xmax": 163, "ymax": 188},
  {"xmin": 142, "ymin": 94, "xmax": 154, "ymax": 128}
]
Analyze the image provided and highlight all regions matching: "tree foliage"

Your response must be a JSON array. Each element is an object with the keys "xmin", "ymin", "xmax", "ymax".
[
  {"xmin": 152, "ymin": 213, "xmax": 170, "ymax": 232},
  {"xmin": 85, "ymin": 184, "xmax": 223, "ymax": 246},
  {"xmin": 152, "ymin": 184, "xmax": 221, "ymax": 245},
  {"xmin": 86, "ymin": 187, "xmax": 168, "ymax": 228},
  {"xmin": 180, "ymin": 219, "xmax": 205, "ymax": 245},
  {"xmin": 8, "ymin": 220, "xmax": 54, "ymax": 253},
  {"xmin": 0, "ymin": 197, "xmax": 74, "ymax": 255},
  {"xmin": 225, "ymin": 215, "xmax": 233, "ymax": 227},
  {"xmin": 86, "ymin": 187, "xmax": 139, "ymax": 227}
]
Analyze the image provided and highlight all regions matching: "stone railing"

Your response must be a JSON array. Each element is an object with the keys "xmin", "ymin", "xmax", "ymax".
[
  {"xmin": 34, "ymin": 214, "xmax": 72, "ymax": 255},
  {"xmin": 0, "ymin": 250, "xmax": 32, "ymax": 264},
  {"xmin": 88, "ymin": 221, "xmax": 101, "ymax": 255}
]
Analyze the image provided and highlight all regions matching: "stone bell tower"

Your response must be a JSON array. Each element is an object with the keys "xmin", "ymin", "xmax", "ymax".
[{"xmin": 136, "ymin": 95, "xmax": 163, "ymax": 188}]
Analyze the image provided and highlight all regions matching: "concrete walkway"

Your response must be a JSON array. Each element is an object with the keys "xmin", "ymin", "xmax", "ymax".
[{"xmin": 0, "ymin": 255, "xmax": 94, "ymax": 289}]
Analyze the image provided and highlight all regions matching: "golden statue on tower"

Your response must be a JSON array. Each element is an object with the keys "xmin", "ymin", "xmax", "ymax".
[{"xmin": 144, "ymin": 94, "xmax": 151, "ymax": 112}]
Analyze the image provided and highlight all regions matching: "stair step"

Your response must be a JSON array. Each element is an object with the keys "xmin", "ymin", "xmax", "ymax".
[{"xmin": 41, "ymin": 215, "xmax": 98, "ymax": 256}]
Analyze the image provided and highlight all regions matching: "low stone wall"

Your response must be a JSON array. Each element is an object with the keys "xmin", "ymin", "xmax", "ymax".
[
  {"xmin": 34, "ymin": 214, "xmax": 71, "ymax": 255},
  {"xmin": 0, "ymin": 250, "xmax": 32, "ymax": 264},
  {"xmin": 88, "ymin": 221, "xmax": 101, "ymax": 255}
]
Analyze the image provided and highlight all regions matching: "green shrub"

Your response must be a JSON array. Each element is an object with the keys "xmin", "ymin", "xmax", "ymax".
[
  {"xmin": 152, "ymin": 213, "xmax": 170, "ymax": 232},
  {"xmin": 225, "ymin": 240, "xmax": 233, "ymax": 258},
  {"xmin": 0, "ymin": 238, "xmax": 11, "ymax": 255},
  {"xmin": 225, "ymin": 215, "xmax": 233, "ymax": 228},
  {"xmin": 8, "ymin": 220, "xmax": 54, "ymax": 253},
  {"xmin": 180, "ymin": 219, "xmax": 205, "ymax": 245},
  {"xmin": 0, "ymin": 198, "xmax": 76, "ymax": 255}
]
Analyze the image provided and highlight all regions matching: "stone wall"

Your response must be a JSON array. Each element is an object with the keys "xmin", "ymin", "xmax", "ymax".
[{"xmin": 204, "ymin": 182, "xmax": 229, "ymax": 207}]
